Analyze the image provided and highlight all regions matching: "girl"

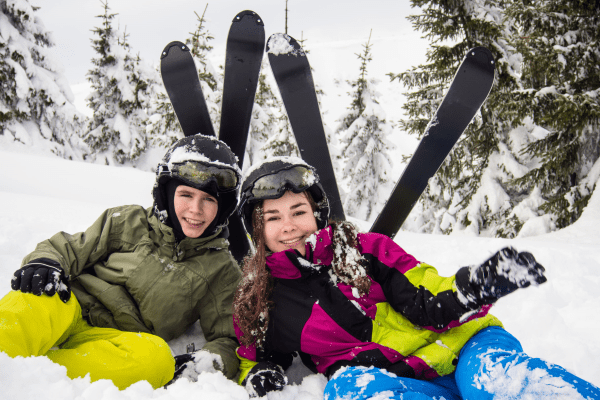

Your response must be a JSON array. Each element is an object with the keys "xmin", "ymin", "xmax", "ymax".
[
  {"xmin": 1, "ymin": 134, "xmax": 242, "ymax": 389},
  {"xmin": 233, "ymin": 157, "xmax": 600, "ymax": 399}
]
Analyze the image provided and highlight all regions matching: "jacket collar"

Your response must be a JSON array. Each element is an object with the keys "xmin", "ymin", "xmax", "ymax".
[{"xmin": 266, "ymin": 225, "xmax": 334, "ymax": 279}]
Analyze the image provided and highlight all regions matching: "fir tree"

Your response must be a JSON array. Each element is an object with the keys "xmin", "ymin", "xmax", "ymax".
[
  {"xmin": 261, "ymin": 111, "xmax": 299, "ymax": 158},
  {"xmin": 339, "ymin": 32, "xmax": 395, "ymax": 222},
  {"xmin": 186, "ymin": 4, "xmax": 221, "ymax": 131},
  {"xmin": 84, "ymin": 1, "xmax": 158, "ymax": 166},
  {"xmin": 188, "ymin": 4, "xmax": 217, "ymax": 91},
  {"xmin": 148, "ymin": 4, "xmax": 220, "ymax": 152},
  {"xmin": 0, "ymin": 0, "xmax": 86, "ymax": 158},
  {"xmin": 506, "ymin": 0, "xmax": 600, "ymax": 231},
  {"xmin": 391, "ymin": 0, "xmax": 534, "ymax": 237},
  {"xmin": 146, "ymin": 88, "xmax": 183, "ymax": 149},
  {"xmin": 245, "ymin": 59, "xmax": 278, "ymax": 167}
]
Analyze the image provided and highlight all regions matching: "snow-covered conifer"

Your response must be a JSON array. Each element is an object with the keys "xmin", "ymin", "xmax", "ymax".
[
  {"xmin": 146, "ymin": 87, "xmax": 182, "ymax": 150},
  {"xmin": 260, "ymin": 63, "xmax": 299, "ymax": 159},
  {"xmin": 261, "ymin": 112, "xmax": 299, "ymax": 159},
  {"xmin": 187, "ymin": 5, "xmax": 221, "ymax": 131},
  {"xmin": 504, "ymin": 0, "xmax": 600, "ymax": 232},
  {"xmin": 338, "ymin": 32, "xmax": 395, "ymax": 222},
  {"xmin": 392, "ymin": 0, "xmax": 535, "ymax": 237},
  {"xmin": 244, "ymin": 59, "xmax": 277, "ymax": 168},
  {"xmin": 84, "ymin": 1, "xmax": 158, "ymax": 166},
  {"xmin": 0, "ymin": 0, "xmax": 86, "ymax": 158},
  {"xmin": 148, "ymin": 5, "xmax": 221, "ymax": 151}
]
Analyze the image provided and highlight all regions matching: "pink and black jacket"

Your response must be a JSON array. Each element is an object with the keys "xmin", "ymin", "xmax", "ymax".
[{"xmin": 235, "ymin": 225, "xmax": 502, "ymax": 382}]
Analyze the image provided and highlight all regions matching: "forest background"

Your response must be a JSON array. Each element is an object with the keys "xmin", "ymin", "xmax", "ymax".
[{"xmin": 1, "ymin": 0, "xmax": 599, "ymax": 239}]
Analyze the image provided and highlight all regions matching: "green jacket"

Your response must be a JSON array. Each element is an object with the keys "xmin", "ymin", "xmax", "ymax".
[{"xmin": 22, "ymin": 205, "xmax": 242, "ymax": 379}]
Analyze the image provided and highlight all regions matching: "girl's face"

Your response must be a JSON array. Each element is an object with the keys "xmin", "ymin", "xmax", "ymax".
[
  {"xmin": 173, "ymin": 185, "xmax": 218, "ymax": 238},
  {"xmin": 263, "ymin": 191, "xmax": 318, "ymax": 256}
]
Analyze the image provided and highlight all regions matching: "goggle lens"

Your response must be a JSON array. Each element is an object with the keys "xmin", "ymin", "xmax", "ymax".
[
  {"xmin": 173, "ymin": 162, "xmax": 238, "ymax": 190},
  {"xmin": 251, "ymin": 166, "xmax": 316, "ymax": 199}
]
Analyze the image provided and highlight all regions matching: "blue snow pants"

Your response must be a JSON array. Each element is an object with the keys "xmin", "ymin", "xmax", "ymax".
[{"xmin": 324, "ymin": 327, "xmax": 600, "ymax": 400}]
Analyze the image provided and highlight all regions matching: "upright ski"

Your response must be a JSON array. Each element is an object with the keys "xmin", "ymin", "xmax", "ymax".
[
  {"xmin": 159, "ymin": 31, "xmax": 258, "ymax": 263},
  {"xmin": 267, "ymin": 33, "xmax": 345, "ymax": 221},
  {"xmin": 369, "ymin": 47, "xmax": 495, "ymax": 238},
  {"xmin": 219, "ymin": 10, "xmax": 265, "ymax": 166},
  {"xmin": 160, "ymin": 41, "xmax": 215, "ymax": 137}
]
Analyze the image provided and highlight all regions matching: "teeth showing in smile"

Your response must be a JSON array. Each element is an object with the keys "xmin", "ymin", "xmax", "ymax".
[
  {"xmin": 185, "ymin": 218, "xmax": 203, "ymax": 227},
  {"xmin": 281, "ymin": 237, "xmax": 303, "ymax": 245}
]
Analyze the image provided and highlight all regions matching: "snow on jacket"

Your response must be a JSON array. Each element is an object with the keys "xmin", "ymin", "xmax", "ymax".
[
  {"xmin": 21, "ymin": 205, "xmax": 242, "ymax": 379},
  {"xmin": 235, "ymin": 225, "xmax": 502, "ymax": 382}
]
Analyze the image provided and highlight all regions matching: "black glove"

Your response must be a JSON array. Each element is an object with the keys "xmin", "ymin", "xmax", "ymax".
[
  {"xmin": 456, "ymin": 247, "xmax": 546, "ymax": 308},
  {"xmin": 171, "ymin": 353, "xmax": 194, "ymax": 383},
  {"xmin": 11, "ymin": 258, "xmax": 71, "ymax": 303},
  {"xmin": 243, "ymin": 361, "xmax": 288, "ymax": 398}
]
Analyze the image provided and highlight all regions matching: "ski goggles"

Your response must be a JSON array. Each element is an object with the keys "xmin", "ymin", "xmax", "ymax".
[
  {"xmin": 249, "ymin": 165, "xmax": 316, "ymax": 201},
  {"xmin": 169, "ymin": 161, "xmax": 239, "ymax": 192}
]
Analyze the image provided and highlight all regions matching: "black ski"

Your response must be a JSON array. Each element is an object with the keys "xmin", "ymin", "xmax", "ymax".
[
  {"xmin": 219, "ymin": 10, "xmax": 265, "ymax": 166},
  {"xmin": 159, "ymin": 33, "xmax": 256, "ymax": 264},
  {"xmin": 369, "ymin": 47, "xmax": 495, "ymax": 238},
  {"xmin": 160, "ymin": 41, "xmax": 215, "ymax": 137},
  {"xmin": 267, "ymin": 33, "xmax": 345, "ymax": 221}
]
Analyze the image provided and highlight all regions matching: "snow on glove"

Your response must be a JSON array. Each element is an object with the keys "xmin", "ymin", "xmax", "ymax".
[
  {"xmin": 455, "ymin": 247, "xmax": 546, "ymax": 308},
  {"xmin": 243, "ymin": 361, "xmax": 288, "ymax": 398},
  {"xmin": 171, "ymin": 350, "xmax": 224, "ymax": 382},
  {"xmin": 11, "ymin": 258, "xmax": 71, "ymax": 303}
]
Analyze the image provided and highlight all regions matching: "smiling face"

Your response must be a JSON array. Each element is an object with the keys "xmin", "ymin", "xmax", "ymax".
[
  {"xmin": 173, "ymin": 185, "xmax": 218, "ymax": 238},
  {"xmin": 262, "ymin": 190, "xmax": 318, "ymax": 256}
]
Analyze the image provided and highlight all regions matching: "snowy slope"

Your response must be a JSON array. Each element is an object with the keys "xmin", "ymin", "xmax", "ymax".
[{"xmin": 0, "ymin": 147, "xmax": 599, "ymax": 398}]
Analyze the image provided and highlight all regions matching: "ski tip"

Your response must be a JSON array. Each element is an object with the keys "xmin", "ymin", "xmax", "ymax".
[
  {"xmin": 232, "ymin": 10, "xmax": 264, "ymax": 26},
  {"xmin": 266, "ymin": 33, "xmax": 304, "ymax": 57},
  {"xmin": 160, "ymin": 41, "xmax": 190, "ymax": 60},
  {"xmin": 465, "ymin": 47, "xmax": 495, "ymax": 72}
]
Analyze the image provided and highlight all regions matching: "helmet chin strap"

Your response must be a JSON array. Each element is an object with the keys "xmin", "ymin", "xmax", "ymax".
[{"xmin": 166, "ymin": 179, "xmax": 221, "ymax": 241}]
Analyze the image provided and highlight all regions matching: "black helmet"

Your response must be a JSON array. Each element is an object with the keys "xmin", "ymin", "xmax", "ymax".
[
  {"xmin": 239, "ymin": 156, "xmax": 329, "ymax": 236},
  {"xmin": 152, "ymin": 134, "xmax": 241, "ymax": 230}
]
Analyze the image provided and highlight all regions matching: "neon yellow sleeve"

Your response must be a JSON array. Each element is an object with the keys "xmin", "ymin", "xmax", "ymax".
[{"xmin": 236, "ymin": 350, "xmax": 258, "ymax": 385}]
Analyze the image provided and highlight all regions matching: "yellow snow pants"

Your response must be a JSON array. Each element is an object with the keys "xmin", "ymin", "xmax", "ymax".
[{"xmin": 0, "ymin": 291, "xmax": 175, "ymax": 390}]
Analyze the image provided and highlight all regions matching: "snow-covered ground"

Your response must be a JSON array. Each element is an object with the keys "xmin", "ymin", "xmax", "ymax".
[{"xmin": 0, "ymin": 144, "xmax": 599, "ymax": 399}]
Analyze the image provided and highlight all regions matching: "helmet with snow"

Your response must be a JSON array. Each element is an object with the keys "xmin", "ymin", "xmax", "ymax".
[
  {"xmin": 239, "ymin": 156, "xmax": 329, "ymax": 236},
  {"xmin": 152, "ymin": 134, "xmax": 241, "ymax": 234}
]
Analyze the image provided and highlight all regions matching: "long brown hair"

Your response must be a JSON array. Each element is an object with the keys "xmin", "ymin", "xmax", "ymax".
[
  {"xmin": 233, "ymin": 191, "xmax": 371, "ymax": 347},
  {"xmin": 233, "ymin": 202, "xmax": 274, "ymax": 347}
]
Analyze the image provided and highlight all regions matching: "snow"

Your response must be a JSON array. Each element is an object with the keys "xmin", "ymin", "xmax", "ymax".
[
  {"xmin": 266, "ymin": 33, "xmax": 303, "ymax": 56},
  {"xmin": 2, "ymin": 2, "xmax": 600, "ymax": 395},
  {"xmin": 1, "ymin": 144, "xmax": 599, "ymax": 398},
  {"xmin": 474, "ymin": 349, "xmax": 588, "ymax": 399}
]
